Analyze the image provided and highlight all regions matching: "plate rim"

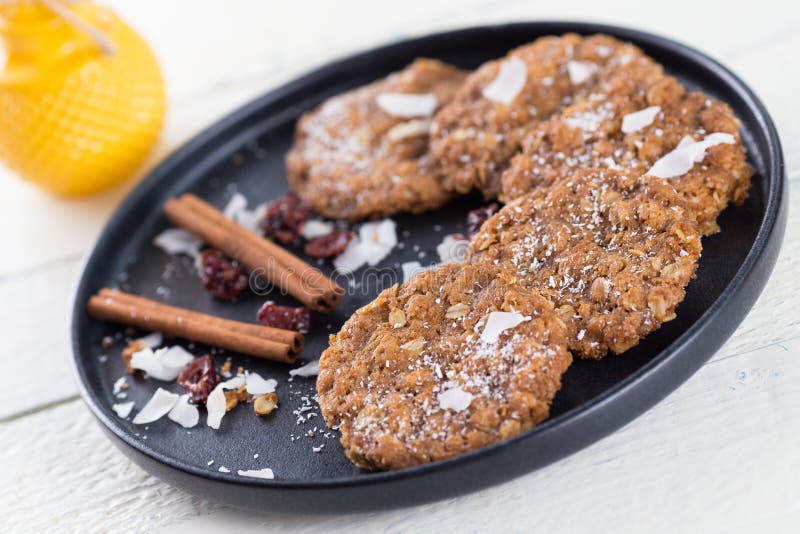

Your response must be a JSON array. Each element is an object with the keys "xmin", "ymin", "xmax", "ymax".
[{"xmin": 69, "ymin": 20, "xmax": 787, "ymax": 496}]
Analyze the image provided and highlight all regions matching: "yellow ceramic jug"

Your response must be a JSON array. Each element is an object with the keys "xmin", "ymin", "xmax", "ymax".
[{"xmin": 0, "ymin": 0, "xmax": 166, "ymax": 196}]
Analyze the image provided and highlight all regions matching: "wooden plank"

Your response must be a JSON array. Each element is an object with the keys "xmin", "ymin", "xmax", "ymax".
[{"xmin": 2, "ymin": 335, "xmax": 798, "ymax": 532}]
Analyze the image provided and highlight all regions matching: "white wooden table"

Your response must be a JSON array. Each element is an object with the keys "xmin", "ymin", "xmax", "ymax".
[{"xmin": 2, "ymin": 1, "xmax": 798, "ymax": 531}]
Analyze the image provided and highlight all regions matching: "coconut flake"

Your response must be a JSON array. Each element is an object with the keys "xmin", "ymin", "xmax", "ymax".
[
  {"xmin": 437, "ymin": 387, "xmax": 474, "ymax": 412},
  {"xmin": 157, "ymin": 346, "xmax": 195, "ymax": 368},
  {"xmin": 112, "ymin": 376, "xmax": 128, "ymax": 396},
  {"xmin": 360, "ymin": 219, "xmax": 397, "ymax": 251},
  {"xmin": 567, "ymin": 61, "xmax": 597, "ymax": 84},
  {"xmin": 437, "ymin": 234, "xmax": 468, "ymax": 264},
  {"xmin": 334, "ymin": 219, "xmax": 397, "ymax": 272},
  {"xmin": 206, "ymin": 385, "xmax": 226, "ymax": 430},
  {"xmin": 237, "ymin": 468, "xmax": 274, "ymax": 480},
  {"xmin": 401, "ymin": 261, "xmax": 436, "ymax": 282},
  {"xmin": 168, "ymin": 394, "xmax": 199, "ymax": 428},
  {"xmin": 376, "ymin": 93, "xmax": 438, "ymax": 117},
  {"xmin": 136, "ymin": 332, "xmax": 163, "ymax": 349},
  {"xmin": 479, "ymin": 311, "xmax": 530, "ymax": 343},
  {"xmin": 332, "ymin": 238, "xmax": 370, "ymax": 273},
  {"xmin": 565, "ymin": 111, "xmax": 603, "ymax": 132},
  {"xmin": 132, "ymin": 388, "xmax": 179, "ymax": 424},
  {"xmin": 289, "ymin": 360, "xmax": 320, "ymax": 377},
  {"xmin": 218, "ymin": 466, "xmax": 231, "ymax": 473},
  {"xmin": 218, "ymin": 375, "xmax": 246, "ymax": 390},
  {"xmin": 223, "ymin": 192, "xmax": 267, "ymax": 232},
  {"xmin": 130, "ymin": 346, "xmax": 194, "ymax": 381},
  {"xmin": 621, "ymin": 106, "xmax": 661, "ymax": 134},
  {"xmin": 245, "ymin": 372, "xmax": 277, "ymax": 395},
  {"xmin": 153, "ymin": 229, "xmax": 202, "ymax": 258},
  {"xmin": 112, "ymin": 401, "xmax": 134, "ymax": 418},
  {"xmin": 387, "ymin": 119, "xmax": 432, "ymax": 142},
  {"xmin": 482, "ymin": 56, "xmax": 527, "ymax": 105},
  {"xmin": 300, "ymin": 219, "xmax": 334, "ymax": 239},
  {"xmin": 646, "ymin": 132, "xmax": 735, "ymax": 179}
]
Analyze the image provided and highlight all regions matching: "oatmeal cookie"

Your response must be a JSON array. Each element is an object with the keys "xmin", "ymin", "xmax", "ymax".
[
  {"xmin": 469, "ymin": 168, "xmax": 702, "ymax": 359},
  {"xmin": 501, "ymin": 75, "xmax": 752, "ymax": 234},
  {"xmin": 430, "ymin": 33, "xmax": 663, "ymax": 198},
  {"xmin": 317, "ymin": 263, "xmax": 571, "ymax": 470},
  {"xmin": 286, "ymin": 59, "xmax": 467, "ymax": 221}
]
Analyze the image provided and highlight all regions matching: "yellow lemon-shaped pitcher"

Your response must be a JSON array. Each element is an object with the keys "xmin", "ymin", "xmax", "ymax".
[{"xmin": 0, "ymin": 0, "xmax": 166, "ymax": 196}]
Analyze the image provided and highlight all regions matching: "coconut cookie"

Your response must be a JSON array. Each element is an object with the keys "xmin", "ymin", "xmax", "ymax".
[
  {"xmin": 501, "ymin": 75, "xmax": 752, "ymax": 234},
  {"xmin": 430, "ymin": 33, "xmax": 663, "ymax": 198},
  {"xmin": 317, "ymin": 263, "xmax": 572, "ymax": 470},
  {"xmin": 469, "ymin": 168, "xmax": 702, "ymax": 359},
  {"xmin": 286, "ymin": 59, "xmax": 467, "ymax": 221}
]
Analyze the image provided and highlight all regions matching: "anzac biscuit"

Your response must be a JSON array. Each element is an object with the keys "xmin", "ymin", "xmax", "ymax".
[
  {"xmin": 501, "ymin": 75, "xmax": 752, "ymax": 234},
  {"xmin": 469, "ymin": 168, "xmax": 702, "ymax": 359},
  {"xmin": 317, "ymin": 263, "xmax": 571, "ymax": 470},
  {"xmin": 430, "ymin": 33, "xmax": 663, "ymax": 198},
  {"xmin": 286, "ymin": 59, "xmax": 467, "ymax": 221}
]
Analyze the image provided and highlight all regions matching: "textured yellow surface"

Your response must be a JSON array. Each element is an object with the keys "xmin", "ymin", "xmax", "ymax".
[{"xmin": 0, "ymin": 2, "xmax": 166, "ymax": 195}]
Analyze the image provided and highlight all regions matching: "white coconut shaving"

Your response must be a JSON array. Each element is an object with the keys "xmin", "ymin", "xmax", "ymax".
[
  {"xmin": 401, "ymin": 261, "xmax": 436, "ymax": 282},
  {"xmin": 153, "ymin": 228, "xmax": 203, "ymax": 259},
  {"xmin": 245, "ymin": 372, "xmax": 277, "ymax": 395},
  {"xmin": 237, "ymin": 468, "xmax": 274, "ymax": 480},
  {"xmin": 387, "ymin": 118, "xmax": 432, "ymax": 142},
  {"xmin": 136, "ymin": 331, "xmax": 163, "ymax": 349},
  {"xmin": 289, "ymin": 360, "xmax": 320, "ymax": 377},
  {"xmin": 205, "ymin": 375, "xmax": 249, "ymax": 430},
  {"xmin": 479, "ymin": 311, "xmax": 530, "ymax": 343},
  {"xmin": 132, "ymin": 388, "xmax": 179, "ymax": 425},
  {"xmin": 112, "ymin": 401, "xmax": 134, "ymax": 419},
  {"xmin": 436, "ymin": 234, "xmax": 468, "ymax": 264},
  {"xmin": 206, "ymin": 385, "xmax": 227, "ymax": 430},
  {"xmin": 112, "ymin": 376, "xmax": 128, "ymax": 397},
  {"xmin": 437, "ymin": 387, "xmax": 474, "ymax": 412},
  {"xmin": 223, "ymin": 192, "xmax": 267, "ymax": 232},
  {"xmin": 646, "ymin": 132, "xmax": 735, "ymax": 179},
  {"xmin": 482, "ymin": 56, "xmax": 527, "ymax": 105},
  {"xmin": 130, "ymin": 345, "xmax": 194, "ymax": 381},
  {"xmin": 334, "ymin": 219, "xmax": 397, "ymax": 273},
  {"xmin": 167, "ymin": 394, "xmax": 199, "ymax": 428},
  {"xmin": 218, "ymin": 375, "xmax": 246, "ymax": 390},
  {"xmin": 567, "ymin": 60, "xmax": 597, "ymax": 85},
  {"xmin": 301, "ymin": 219, "xmax": 334, "ymax": 239},
  {"xmin": 376, "ymin": 92, "xmax": 438, "ymax": 117},
  {"xmin": 565, "ymin": 111, "xmax": 604, "ymax": 132},
  {"xmin": 621, "ymin": 106, "xmax": 661, "ymax": 134}
]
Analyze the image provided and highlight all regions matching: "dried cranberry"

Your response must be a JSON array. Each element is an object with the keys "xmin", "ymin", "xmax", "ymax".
[
  {"xmin": 200, "ymin": 249, "xmax": 249, "ymax": 300},
  {"xmin": 177, "ymin": 355, "xmax": 218, "ymax": 403},
  {"xmin": 257, "ymin": 302, "xmax": 311, "ymax": 333},
  {"xmin": 261, "ymin": 192, "xmax": 312, "ymax": 244},
  {"xmin": 466, "ymin": 203, "xmax": 499, "ymax": 238},
  {"xmin": 304, "ymin": 229, "xmax": 354, "ymax": 258}
]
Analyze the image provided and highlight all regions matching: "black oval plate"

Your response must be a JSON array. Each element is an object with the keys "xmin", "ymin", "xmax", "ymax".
[{"xmin": 70, "ymin": 22, "xmax": 786, "ymax": 513}]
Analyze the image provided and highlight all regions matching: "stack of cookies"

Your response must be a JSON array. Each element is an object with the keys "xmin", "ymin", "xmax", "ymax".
[{"xmin": 286, "ymin": 34, "xmax": 752, "ymax": 470}]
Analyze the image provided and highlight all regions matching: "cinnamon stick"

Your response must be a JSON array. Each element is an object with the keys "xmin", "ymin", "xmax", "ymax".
[
  {"xmin": 164, "ymin": 196, "xmax": 343, "ymax": 312},
  {"xmin": 180, "ymin": 193, "xmax": 337, "ymax": 295},
  {"xmin": 87, "ymin": 293, "xmax": 297, "ymax": 364},
  {"xmin": 98, "ymin": 288, "xmax": 303, "ymax": 353}
]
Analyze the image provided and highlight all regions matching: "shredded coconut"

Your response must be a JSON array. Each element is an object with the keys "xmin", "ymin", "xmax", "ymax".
[
  {"xmin": 621, "ymin": 106, "xmax": 661, "ymax": 134},
  {"xmin": 289, "ymin": 360, "xmax": 320, "ymax": 377},
  {"xmin": 376, "ymin": 92, "xmax": 438, "ymax": 117},
  {"xmin": 568, "ymin": 61, "xmax": 597, "ymax": 84},
  {"xmin": 647, "ymin": 132, "xmax": 735, "ymax": 178},
  {"xmin": 437, "ymin": 387, "xmax": 474, "ymax": 412},
  {"xmin": 480, "ymin": 311, "xmax": 530, "ymax": 343},
  {"xmin": 482, "ymin": 56, "xmax": 527, "ymax": 105},
  {"xmin": 132, "ymin": 388, "xmax": 179, "ymax": 425}
]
